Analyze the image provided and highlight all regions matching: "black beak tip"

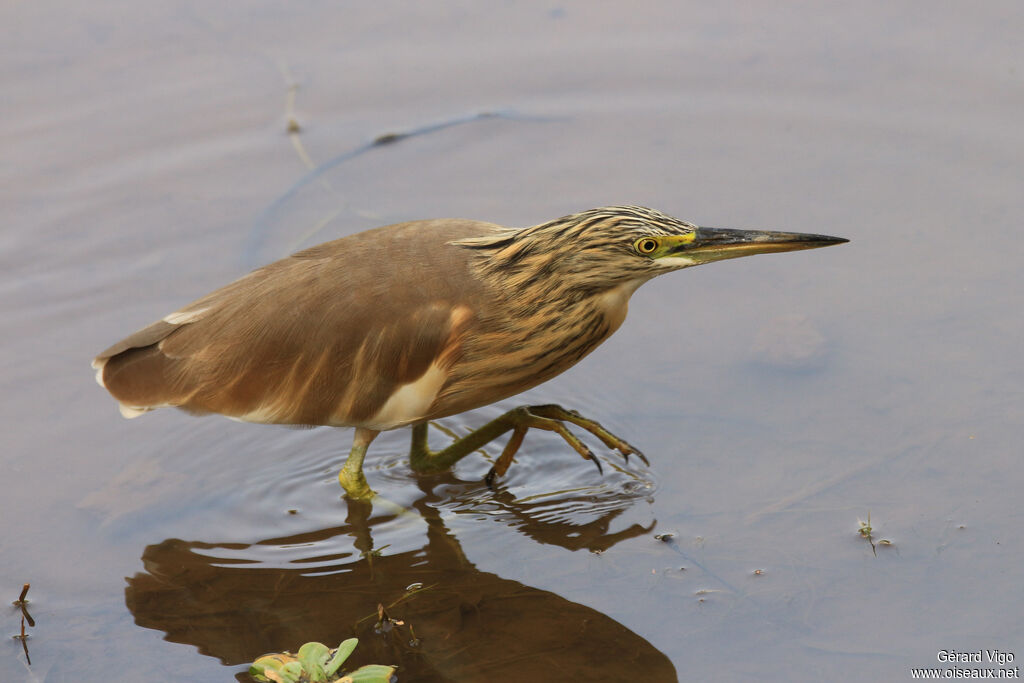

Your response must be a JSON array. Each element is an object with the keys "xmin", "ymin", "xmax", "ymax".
[{"xmin": 795, "ymin": 233, "xmax": 848, "ymax": 247}]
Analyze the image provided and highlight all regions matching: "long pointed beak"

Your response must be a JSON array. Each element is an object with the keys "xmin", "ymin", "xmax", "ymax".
[{"xmin": 672, "ymin": 227, "xmax": 848, "ymax": 264}]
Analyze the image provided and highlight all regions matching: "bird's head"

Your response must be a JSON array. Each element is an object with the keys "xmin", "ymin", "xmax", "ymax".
[{"xmin": 456, "ymin": 206, "xmax": 847, "ymax": 294}]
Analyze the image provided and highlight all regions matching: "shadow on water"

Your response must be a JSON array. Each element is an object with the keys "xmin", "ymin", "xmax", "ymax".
[{"xmin": 124, "ymin": 482, "xmax": 675, "ymax": 682}]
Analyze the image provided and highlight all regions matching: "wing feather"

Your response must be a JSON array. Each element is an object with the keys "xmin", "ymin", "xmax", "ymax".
[{"xmin": 93, "ymin": 219, "xmax": 495, "ymax": 428}]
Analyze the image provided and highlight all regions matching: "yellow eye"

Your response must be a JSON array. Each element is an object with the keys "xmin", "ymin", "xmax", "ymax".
[{"xmin": 635, "ymin": 237, "xmax": 659, "ymax": 255}]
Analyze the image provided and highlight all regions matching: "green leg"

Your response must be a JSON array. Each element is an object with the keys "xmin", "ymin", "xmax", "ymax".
[
  {"xmin": 408, "ymin": 404, "xmax": 646, "ymax": 487},
  {"xmin": 338, "ymin": 427, "xmax": 380, "ymax": 500}
]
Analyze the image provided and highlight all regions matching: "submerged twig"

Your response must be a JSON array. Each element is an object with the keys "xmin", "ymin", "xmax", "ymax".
[
  {"xmin": 278, "ymin": 61, "xmax": 313, "ymax": 169},
  {"xmin": 12, "ymin": 584, "xmax": 32, "ymax": 665}
]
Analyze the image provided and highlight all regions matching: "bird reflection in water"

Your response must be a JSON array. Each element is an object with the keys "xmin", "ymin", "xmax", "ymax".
[{"xmin": 125, "ymin": 484, "xmax": 675, "ymax": 681}]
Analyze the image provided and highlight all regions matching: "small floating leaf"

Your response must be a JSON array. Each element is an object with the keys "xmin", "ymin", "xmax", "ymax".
[
  {"xmin": 280, "ymin": 661, "xmax": 304, "ymax": 683},
  {"xmin": 342, "ymin": 664, "xmax": 397, "ymax": 683},
  {"xmin": 251, "ymin": 653, "xmax": 298, "ymax": 682},
  {"xmin": 297, "ymin": 641, "xmax": 331, "ymax": 680},
  {"xmin": 325, "ymin": 638, "xmax": 359, "ymax": 676}
]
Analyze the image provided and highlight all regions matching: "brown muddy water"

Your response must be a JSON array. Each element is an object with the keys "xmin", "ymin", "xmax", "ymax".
[{"xmin": 3, "ymin": 2, "xmax": 1023, "ymax": 681}]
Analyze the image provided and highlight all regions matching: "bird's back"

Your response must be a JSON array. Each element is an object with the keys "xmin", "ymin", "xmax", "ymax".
[{"xmin": 93, "ymin": 218, "xmax": 500, "ymax": 429}]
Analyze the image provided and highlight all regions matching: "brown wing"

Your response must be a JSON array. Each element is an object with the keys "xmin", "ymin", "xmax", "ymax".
[{"xmin": 93, "ymin": 219, "xmax": 495, "ymax": 429}]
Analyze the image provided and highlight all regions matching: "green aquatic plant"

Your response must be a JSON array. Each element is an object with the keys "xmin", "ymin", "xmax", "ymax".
[
  {"xmin": 857, "ymin": 512, "xmax": 873, "ymax": 539},
  {"xmin": 250, "ymin": 638, "xmax": 395, "ymax": 683},
  {"xmin": 857, "ymin": 512, "xmax": 893, "ymax": 556}
]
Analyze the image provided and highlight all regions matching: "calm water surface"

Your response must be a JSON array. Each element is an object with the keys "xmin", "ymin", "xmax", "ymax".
[{"xmin": 3, "ymin": 2, "xmax": 1022, "ymax": 681}]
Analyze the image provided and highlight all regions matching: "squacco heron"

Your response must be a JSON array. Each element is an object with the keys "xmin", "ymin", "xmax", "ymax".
[{"xmin": 93, "ymin": 206, "xmax": 846, "ymax": 499}]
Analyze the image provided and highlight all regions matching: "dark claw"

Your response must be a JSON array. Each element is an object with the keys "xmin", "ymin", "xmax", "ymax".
[
  {"xmin": 484, "ymin": 467, "xmax": 497, "ymax": 489},
  {"xmin": 590, "ymin": 452, "xmax": 604, "ymax": 475},
  {"xmin": 617, "ymin": 446, "xmax": 648, "ymax": 467}
]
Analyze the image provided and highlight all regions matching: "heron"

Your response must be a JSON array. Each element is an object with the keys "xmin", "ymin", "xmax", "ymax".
[{"xmin": 93, "ymin": 206, "xmax": 846, "ymax": 500}]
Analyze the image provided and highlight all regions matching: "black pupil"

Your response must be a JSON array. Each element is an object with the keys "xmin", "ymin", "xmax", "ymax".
[{"xmin": 642, "ymin": 240, "xmax": 655, "ymax": 252}]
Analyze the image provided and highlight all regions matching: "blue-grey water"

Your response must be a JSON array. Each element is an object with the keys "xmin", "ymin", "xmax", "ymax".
[{"xmin": 3, "ymin": 2, "xmax": 1022, "ymax": 681}]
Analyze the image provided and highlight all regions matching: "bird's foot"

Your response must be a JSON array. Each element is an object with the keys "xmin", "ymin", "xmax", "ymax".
[
  {"xmin": 484, "ymin": 404, "xmax": 648, "ymax": 488},
  {"xmin": 338, "ymin": 466, "xmax": 376, "ymax": 501},
  {"xmin": 528, "ymin": 405, "xmax": 649, "ymax": 466},
  {"xmin": 407, "ymin": 405, "xmax": 646, "ymax": 488}
]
